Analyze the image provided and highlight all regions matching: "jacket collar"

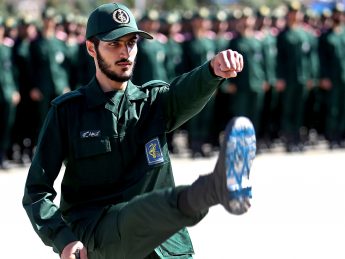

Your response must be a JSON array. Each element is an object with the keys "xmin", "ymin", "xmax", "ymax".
[{"xmin": 85, "ymin": 77, "xmax": 147, "ymax": 109}]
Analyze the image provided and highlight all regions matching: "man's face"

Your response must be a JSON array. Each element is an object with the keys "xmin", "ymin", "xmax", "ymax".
[{"xmin": 94, "ymin": 33, "xmax": 138, "ymax": 83}]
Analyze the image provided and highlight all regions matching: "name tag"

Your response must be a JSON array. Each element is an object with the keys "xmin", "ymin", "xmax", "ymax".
[
  {"xmin": 145, "ymin": 138, "xmax": 164, "ymax": 165},
  {"xmin": 80, "ymin": 130, "xmax": 101, "ymax": 138}
]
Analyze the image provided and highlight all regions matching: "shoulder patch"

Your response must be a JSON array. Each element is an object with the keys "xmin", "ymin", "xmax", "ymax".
[
  {"xmin": 139, "ymin": 80, "xmax": 170, "ymax": 90},
  {"xmin": 51, "ymin": 90, "xmax": 83, "ymax": 106}
]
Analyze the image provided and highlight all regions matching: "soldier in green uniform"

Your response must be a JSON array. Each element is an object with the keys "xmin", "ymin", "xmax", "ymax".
[
  {"xmin": 300, "ymin": 9, "xmax": 321, "ymax": 144},
  {"xmin": 160, "ymin": 11, "xmax": 185, "ymax": 153},
  {"xmin": 227, "ymin": 7, "xmax": 267, "ymax": 143},
  {"xmin": 255, "ymin": 6, "xmax": 279, "ymax": 148},
  {"xmin": 318, "ymin": 3, "xmax": 345, "ymax": 149},
  {"xmin": 276, "ymin": 2, "xmax": 318, "ymax": 152},
  {"xmin": 11, "ymin": 17, "xmax": 39, "ymax": 163},
  {"xmin": 22, "ymin": 3, "xmax": 256, "ymax": 259},
  {"xmin": 63, "ymin": 13, "xmax": 82, "ymax": 90},
  {"xmin": 131, "ymin": 9, "xmax": 168, "ymax": 85},
  {"xmin": 161, "ymin": 11, "xmax": 184, "ymax": 82},
  {"xmin": 182, "ymin": 8, "xmax": 217, "ymax": 157},
  {"xmin": 29, "ymin": 8, "xmax": 71, "ymax": 142},
  {"xmin": 212, "ymin": 9, "xmax": 232, "ymax": 53},
  {"xmin": 75, "ymin": 16, "xmax": 96, "ymax": 87},
  {"xmin": 211, "ymin": 9, "xmax": 236, "ymax": 142},
  {"xmin": 0, "ymin": 18, "xmax": 20, "ymax": 169}
]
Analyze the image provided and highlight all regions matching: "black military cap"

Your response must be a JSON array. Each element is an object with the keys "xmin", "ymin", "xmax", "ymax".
[{"xmin": 86, "ymin": 3, "xmax": 153, "ymax": 41}]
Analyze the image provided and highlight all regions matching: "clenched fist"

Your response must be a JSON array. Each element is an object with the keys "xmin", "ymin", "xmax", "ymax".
[{"xmin": 210, "ymin": 49, "xmax": 244, "ymax": 78}]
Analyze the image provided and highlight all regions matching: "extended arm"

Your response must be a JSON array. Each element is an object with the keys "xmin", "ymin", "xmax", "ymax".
[{"xmin": 163, "ymin": 49, "xmax": 243, "ymax": 131}]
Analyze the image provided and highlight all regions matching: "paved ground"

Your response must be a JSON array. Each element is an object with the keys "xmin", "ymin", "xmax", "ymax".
[{"xmin": 1, "ymin": 145, "xmax": 344, "ymax": 259}]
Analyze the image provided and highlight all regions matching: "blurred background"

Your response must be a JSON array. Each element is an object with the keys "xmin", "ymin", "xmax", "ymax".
[
  {"xmin": 1, "ymin": 0, "xmax": 345, "ymax": 169},
  {"xmin": 0, "ymin": 0, "xmax": 342, "ymax": 18}
]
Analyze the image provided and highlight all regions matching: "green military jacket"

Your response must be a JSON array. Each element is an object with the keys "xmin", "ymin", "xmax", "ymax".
[
  {"xmin": 165, "ymin": 37, "xmax": 184, "ymax": 82},
  {"xmin": 318, "ymin": 27, "xmax": 345, "ymax": 84},
  {"xmin": 260, "ymin": 30, "xmax": 277, "ymax": 86},
  {"xmin": 276, "ymin": 26, "xmax": 316, "ymax": 86},
  {"xmin": 22, "ymin": 62, "xmax": 222, "ymax": 254},
  {"xmin": 29, "ymin": 35, "xmax": 70, "ymax": 95},
  {"xmin": 12, "ymin": 38, "xmax": 32, "ymax": 95},
  {"xmin": 228, "ymin": 34, "xmax": 265, "ymax": 93},
  {"xmin": 182, "ymin": 36, "xmax": 216, "ymax": 71},
  {"xmin": 132, "ymin": 38, "xmax": 168, "ymax": 85},
  {"xmin": 0, "ymin": 43, "xmax": 17, "ymax": 103}
]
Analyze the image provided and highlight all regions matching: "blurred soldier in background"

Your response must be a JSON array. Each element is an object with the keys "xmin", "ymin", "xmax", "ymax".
[
  {"xmin": 301, "ymin": 8, "xmax": 321, "ymax": 145},
  {"xmin": 132, "ymin": 9, "xmax": 168, "ymax": 85},
  {"xmin": 227, "ymin": 7, "xmax": 266, "ymax": 150},
  {"xmin": 161, "ymin": 11, "xmax": 184, "ymax": 82},
  {"xmin": 276, "ymin": 1, "xmax": 318, "ymax": 152},
  {"xmin": 11, "ymin": 17, "xmax": 38, "ymax": 163},
  {"xmin": 320, "ymin": 8, "xmax": 333, "ymax": 33},
  {"xmin": 318, "ymin": 3, "xmax": 345, "ymax": 149},
  {"xmin": 182, "ymin": 8, "xmax": 217, "ymax": 158},
  {"xmin": 160, "ymin": 11, "xmax": 185, "ymax": 153},
  {"xmin": 76, "ymin": 16, "xmax": 96, "ymax": 87},
  {"xmin": 255, "ymin": 6, "xmax": 279, "ymax": 149},
  {"xmin": 212, "ymin": 9, "xmax": 232, "ymax": 53},
  {"xmin": 212, "ymin": 9, "xmax": 236, "ymax": 147},
  {"xmin": 29, "ymin": 7, "xmax": 71, "ymax": 146},
  {"xmin": 62, "ymin": 13, "xmax": 81, "ymax": 91},
  {"xmin": 0, "ymin": 18, "xmax": 20, "ymax": 169}
]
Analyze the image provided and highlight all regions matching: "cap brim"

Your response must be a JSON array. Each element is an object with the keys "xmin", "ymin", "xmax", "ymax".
[{"xmin": 96, "ymin": 27, "xmax": 153, "ymax": 41}]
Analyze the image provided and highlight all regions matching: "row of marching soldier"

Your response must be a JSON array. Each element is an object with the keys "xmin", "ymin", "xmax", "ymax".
[{"xmin": 1, "ymin": 2, "xmax": 345, "ymax": 169}]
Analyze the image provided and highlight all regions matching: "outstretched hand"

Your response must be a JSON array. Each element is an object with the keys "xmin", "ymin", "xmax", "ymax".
[{"xmin": 210, "ymin": 49, "xmax": 244, "ymax": 78}]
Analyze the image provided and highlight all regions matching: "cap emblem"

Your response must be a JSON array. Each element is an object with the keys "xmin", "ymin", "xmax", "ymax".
[{"xmin": 113, "ymin": 9, "xmax": 130, "ymax": 24}]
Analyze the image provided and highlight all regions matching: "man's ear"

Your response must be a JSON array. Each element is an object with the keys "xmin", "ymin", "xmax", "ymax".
[{"xmin": 86, "ymin": 40, "xmax": 96, "ymax": 58}]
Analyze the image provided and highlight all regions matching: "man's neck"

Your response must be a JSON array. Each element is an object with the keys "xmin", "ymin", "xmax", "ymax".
[{"xmin": 96, "ymin": 73, "xmax": 128, "ymax": 92}]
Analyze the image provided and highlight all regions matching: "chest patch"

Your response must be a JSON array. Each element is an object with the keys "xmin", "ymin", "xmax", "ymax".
[
  {"xmin": 80, "ymin": 130, "xmax": 101, "ymax": 138},
  {"xmin": 145, "ymin": 138, "xmax": 164, "ymax": 165}
]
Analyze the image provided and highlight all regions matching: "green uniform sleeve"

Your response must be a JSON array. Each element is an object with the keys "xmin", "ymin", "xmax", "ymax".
[
  {"xmin": 22, "ymin": 105, "xmax": 78, "ymax": 254},
  {"xmin": 162, "ymin": 61, "xmax": 223, "ymax": 131}
]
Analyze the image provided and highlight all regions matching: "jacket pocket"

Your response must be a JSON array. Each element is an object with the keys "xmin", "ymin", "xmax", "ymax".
[
  {"xmin": 71, "ymin": 137, "xmax": 114, "ymax": 185},
  {"xmin": 73, "ymin": 137, "xmax": 111, "ymax": 159}
]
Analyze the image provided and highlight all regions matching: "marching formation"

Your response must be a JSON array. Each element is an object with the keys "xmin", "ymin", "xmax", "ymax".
[{"xmin": 1, "ymin": 2, "xmax": 345, "ymax": 169}]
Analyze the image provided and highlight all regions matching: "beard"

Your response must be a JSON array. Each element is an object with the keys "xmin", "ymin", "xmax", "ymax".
[{"xmin": 95, "ymin": 47, "xmax": 135, "ymax": 83}]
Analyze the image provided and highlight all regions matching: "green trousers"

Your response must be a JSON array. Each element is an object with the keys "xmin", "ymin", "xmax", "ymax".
[{"xmin": 70, "ymin": 187, "xmax": 207, "ymax": 259}]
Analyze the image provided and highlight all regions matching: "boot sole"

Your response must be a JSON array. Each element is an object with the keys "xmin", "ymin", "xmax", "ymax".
[{"xmin": 225, "ymin": 117, "xmax": 256, "ymax": 200}]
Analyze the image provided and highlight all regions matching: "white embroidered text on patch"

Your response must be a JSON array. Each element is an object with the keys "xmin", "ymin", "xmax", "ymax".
[
  {"xmin": 80, "ymin": 130, "xmax": 101, "ymax": 138},
  {"xmin": 145, "ymin": 138, "xmax": 164, "ymax": 165}
]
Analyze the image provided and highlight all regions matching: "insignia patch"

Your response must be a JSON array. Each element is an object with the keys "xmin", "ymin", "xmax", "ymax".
[
  {"xmin": 145, "ymin": 138, "xmax": 164, "ymax": 165},
  {"xmin": 80, "ymin": 130, "xmax": 101, "ymax": 138},
  {"xmin": 113, "ymin": 8, "xmax": 130, "ymax": 24},
  {"xmin": 55, "ymin": 51, "xmax": 65, "ymax": 64}
]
